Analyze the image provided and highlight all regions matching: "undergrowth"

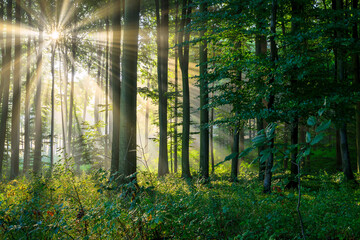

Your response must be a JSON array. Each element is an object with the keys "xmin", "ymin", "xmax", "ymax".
[{"xmin": 0, "ymin": 165, "xmax": 359, "ymax": 239}]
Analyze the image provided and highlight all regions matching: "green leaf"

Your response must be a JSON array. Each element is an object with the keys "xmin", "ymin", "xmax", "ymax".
[
  {"xmin": 315, "ymin": 120, "xmax": 331, "ymax": 133},
  {"xmin": 225, "ymin": 152, "xmax": 238, "ymax": 161},
  {"xmin": 303, "ymin": 147, "xmax": 311, "ymax": 157},
  {"xmin": 239, "ymin": 147, "xmax": 254, "ymax": 158},
  {"xmin": 260, "ymin": 149, "xmax": 271, "ymax": 163},
  {"xmin": 306, "ymin": 132, "xmax": 311, "ymax": 143},
  {"xmin": 310, "ymin": 133, "xmax": 324, "ymax": 145},
  {"xmin": 271, "ymin": 163, "xmax": 280, "ymax": 172},
  {"xmin": 318, "ymin": 108, "xmax": 325, "ymax": 117},
  {"xmin": 252, "ymin": 134, "xmax": 267, "ymax": 147},
  {"xmin": 307, "ymin": 116, "xmax": 316, "ymax": 126}
]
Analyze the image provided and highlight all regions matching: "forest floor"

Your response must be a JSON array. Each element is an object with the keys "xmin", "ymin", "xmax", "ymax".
[{"xmin": 1, "ymin": 166, "xmax": 359, "ymax": 239}]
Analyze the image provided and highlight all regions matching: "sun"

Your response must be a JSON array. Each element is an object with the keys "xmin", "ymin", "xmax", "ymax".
[{"xmin": 50, "ymin": 30, "xmax": 60, "ymax": 40}]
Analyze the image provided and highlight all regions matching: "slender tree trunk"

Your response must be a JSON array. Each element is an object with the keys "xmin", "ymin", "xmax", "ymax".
[
  {"xmin": 255, "ymin": 18, "xmax": 267, "ymax": 180},
  {"xmin": 119, "ymin": 0, "xmax": 140, "ymax": 180},
  {"xmin": 210, "ymin": 87, "xmax": 215, "ymax": 174},
  {"xmin": 335, "ymin": 0, "xmax": 356, "ymax": 181},
  {"xmin": 174, "ymin": 0, "xmax": 179, "ymax": 173},
  {"xmin": 145, "ymin": 78, "xmax": 150, "ymax": 152},
  {"xmin": 353, "ymin": 0, "xmax": 360, "ymax": 173},
  {"xmin": 199, "ymin": 1, "xmax": 209, "ymax": 181},
  {"xmin": 156, "ymin": 0, "xmax": 170, "ymax": 177},
  {"xmin": 105, "ymin": 17, "xmax": 110, "ymax": 161},
  {"xmin": 50, "ymin": 45, "xmax": 55, "ymax": 170},
  {"xmin": 110, "ymin": 0, "xmax": 122, "ymax": 174},
  {"xmin": 10, "ymin": 0, "xmax": 21, "ymax": 179},
  {"xmin": 263, "ymin": 0, "xmax": 277, "ymax": 193},
  {"xmin": 179, "ymin": 0, "xmax": 192, "ymax": 179},
  {"xmin": 33, "ymin": 25, "xmax": 44, "ymax": 174},
  {"xmin": 230, "ymin": 127, "xmax": 240, "ymax": 182},
  {"xmin": 0, "ymin": 0, "xmax": 12, "ymax": 177},
  {"xmin": 340, "ymin": 124, "xmax": 355, "ymax": 180},
  {"xmin": 23, "ymin": 0, "xmax": 32, "ymax": 174},
  {"xmin": 59, "ymin": 51, "xmax": 67, "ymax": 160},
  {"xmin": 95, "ymin": 40, "xmax": 101, "ymax": 131}
]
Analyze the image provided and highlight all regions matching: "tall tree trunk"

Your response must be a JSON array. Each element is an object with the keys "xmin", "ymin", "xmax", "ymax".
[
  {"xmin": 335, "ymin": 0, "xmax": 356, "ymax": 181},
  {"xmin": 119, "ymin": 0, "xmax": 140, "ymax": 181},
  {"xmin": 199, "ymin": 1, "xmax": 209, "ymax": 181},
  {"xmin": 353, "ymin": 0, "xmax": 360, "ymax": 173},
  {"xmin": 10, "ymin": 0, "xmax": 21, "ymax": 179},
  {"xmin": 95, "ymin": 43, "xmax": 102, "ymax": 131},
  {"xmin": 179, "ymin": 0, "xmax": 192, "ymax": 179},
  {"xmin": 50, "ymin": 45, "xmax": 55, "ymax": 170},
  {"xmin": 288, "ymin": 0, "xmax": 303, "ymax": 183},
  {"xmin": 110, "ymin": 0, "xmax": 122, "ymax": 174},
  {"xmin": 59, "ymin": 51, "xmax": 67, "ymax": 160},
  {"xmin": 255, "ymin": 16, "xmax": 267, "ymax": 180},
  {"xmin": 105, "ymin": 17, "xmax": 110, "ymax": 161},
  {"xmin": 340, "ymin": 124, "xmax": 355, "ymax": 180},
  {"xmin": 33, "ymin": 20, "xmax": 44, "ymax": 174},
  {"xmin": 156, "ymin": 0, "xmax": 170, "ymax": 177},
  {"xmin": 23, "ymin": 0, "xmax": 32, "ymax": 174},
  {"xmin": 230, "ymin": 127, "xmax": 240, "ymax": 182},
  {"xmin": 68, "ymin": 18, "xmax": 77, "ymax": 159},
  {"xmin": 263, "ymin": 0, "xmax": 277, "ymax": 193},
  {"xmin": 0, "ymin": 0, "xmax": 12, "ymax": 177},
  {"xmin": 173, "ymin": 0, "xmax": 179, "ymax": 173}
]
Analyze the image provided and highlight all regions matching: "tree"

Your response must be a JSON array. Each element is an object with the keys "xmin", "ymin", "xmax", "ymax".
[
  {"xmin": 118, "ymin": 0, "xmax": 140, "ymax": 180},
  {"xmin": 0, "ymin": 0, "xmax": 12, "ymax": 178},
  {"xmin": 156, "ymin": 0, "xmax": 170, "ymax": 177},
  {"xmin": 199, "ymin": 0, "xmax": 209, "ymax": 181},
  {"xmin": 178, "ymin": 0, "xmax": 192, "ymax": 179},
  {"xmin": 23, "ymin": 0, "xmax": 32, "ymax": 174},
  {"xmin": 10, "ymin": 0, "xmax": 21, "ymax": 179},
  {"xmin": 263, "ymin": 0, "xmax": 278, "ymax": 193},
  {"xmin": 110, "ymin": 0, "xmax": 122, "ymax": 174},
  {"xmin": 33, "ymin": 1, "xmax": 45, "ymax": 174}
]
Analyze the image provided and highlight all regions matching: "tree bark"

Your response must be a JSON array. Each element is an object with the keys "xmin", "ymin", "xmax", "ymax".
[
  {"xmin": 174, "ymin": 0, "xmax": 179, "ymax": 173},
  {"xmin": 179, "ymin": 0, "xmax": 192, "ymax": 179},
  {"xmin": 23, "ymin": 0, "xmax": 32, "ymax": 174},
  {"xmin": 156, "ymin": 0, "xmax": 170, "ymax": 177},
  {"xmin": 263, "ymin": 0, "xmax": 277, "ymax": 193},
  {"xmin": 119, "ymin": 0, "xmax": 140, "ymax": 181},
  {"xmin": 10, "ymin": 0, "xmax": 21, "ymax": 179},
  {"xmin": 105, "ymin": 17, "xmax": 110, "ymax": 161},
  {"xmin": 199, "ymin": 1, "xmax": 209, "ymax": 181},
  {"xmin": 110, "ymin": 0, "xmax": 122, "ymax": 174},
  {"xmin": 33, "ymin": 20, "xmax": 44, "ymax": 174}
]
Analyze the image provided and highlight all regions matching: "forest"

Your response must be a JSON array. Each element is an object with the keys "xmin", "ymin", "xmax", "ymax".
[{"xmin": 0, "ymin": 0, "xmax": 360, "ymax": 239}]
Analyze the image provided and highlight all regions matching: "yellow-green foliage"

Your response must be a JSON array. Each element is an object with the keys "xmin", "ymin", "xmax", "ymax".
[{"xmin": 0, "ymin": 166, "xmax": 359, "ymax": 239}]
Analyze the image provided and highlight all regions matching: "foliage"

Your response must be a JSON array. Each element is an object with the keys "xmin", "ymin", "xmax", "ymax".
[{"xmin": 0, "ymin": 165, "xmax": 359, "ymax": 239}]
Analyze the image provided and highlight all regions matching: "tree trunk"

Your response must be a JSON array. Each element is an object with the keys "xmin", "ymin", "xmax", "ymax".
[
  {"xmin": 230, "ymin": 127, "xmax": 240, "ymax": 182},
  {"xmin": 179, "ymin": 0, "xmax": 192, "ymax": 179},
  {"xmin": 110, "ymin": 0, "xmax": 122, "ymax": 174},
  {"xmin": 10, "ymin": 0, "xmax": 21, "ymax": 179},
  {"xmin": 59, "ymin": 51, "xmax": 67, "ymax": 161},
  {"xmin": 255, "ymin": 13, "xmax": 267, "ymax": 180},
  {"xmin": 119, "ymin": 0, "xmax": 140, "ymax": 181},
  {"xmin": 174, "ymin": 0, "xmax": 179, "ymax": 174},
  {"xmin": 49, "ymin": 45, "xmax": 55, "ymax": 171},
  {"xmin": 105, "ymin": 17, "xmax": 110, "ymax": 161},
  {"xmin": 353, "ymin": 0, "xmax": 360, "ymax": 173},
  {"xmin": 199, "ymin": 1, "xmax": 209, "ymax": 181},
  {"xmin": 339, "ymin": 124, "xmax": 355, "ymax": 180},
  {"xmin": 23, "ymin": 0, "xmax": 32, "ymax": 174},
  {"xmin": 156, "ymin": 0, "xmax": 169, "ymax": 177},
  {"xmin": 33, "ymin": 23, "xmax": 44, "ymax": 174},
  {"xmin": 263, "ymin": 0, "xmax": 277, "ymax": 193}
]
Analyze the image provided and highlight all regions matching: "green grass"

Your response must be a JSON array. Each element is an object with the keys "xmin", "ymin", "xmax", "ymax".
[{"xmin": 0, "ymin": 165, "xmax": 359, "ymax": 239}]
